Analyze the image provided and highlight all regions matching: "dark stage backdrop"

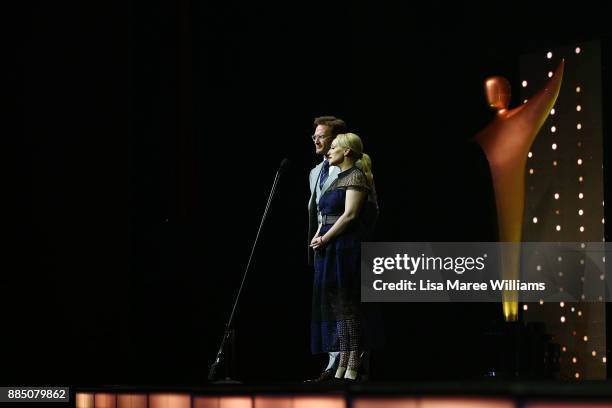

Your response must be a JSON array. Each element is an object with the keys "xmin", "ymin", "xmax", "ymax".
[{"xmin": 10, "ymin": 1, "xmax": 610, "ymax": 385}]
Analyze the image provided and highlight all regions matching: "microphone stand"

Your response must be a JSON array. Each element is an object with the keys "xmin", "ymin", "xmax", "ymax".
[{"xmin": 208, "ymin": 159, "xmax": 289, "ymax": 383}]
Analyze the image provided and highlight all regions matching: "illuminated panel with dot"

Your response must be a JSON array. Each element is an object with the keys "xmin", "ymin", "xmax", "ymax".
[{"xmin": 520, "ymin": 40, "xmax": 606, "ymax": 380}]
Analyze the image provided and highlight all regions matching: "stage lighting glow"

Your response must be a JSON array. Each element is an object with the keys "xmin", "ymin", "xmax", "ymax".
[
  {"xmin": 579, "ymin": 209, "xmax": 584, "ymax": 215},
  {"xmin": 529, "ymin": 168, "xmax": 534, "ymax": 174},
  {"xmin": 562, "ymin": 346, "xmax": 567, "ymax": 352},
  {"xmin": 571, "ymin": 307, "xmax": 575, "ymax": 312},
  {"xmin": 576, "ymin": 105, "xmax": 582, "ymax": 111},
  {"xmin": 556, "ymin": 225, "xmax": 561, "ymax": 231},
  {"xmin": 532, "ymin": 217, "xmax": 538, "ymax": 223},
  {"xmin": 579, "ymin": 176, "xmax": 584, "ymax": 182},
  {"xmin": 575, "ymin": 46, "xmax": 581, "ymax": 54},
  {"xmin": 554, "ymin": 193, "xmax": 560, "ymax": 199},
  {"xmin": 522, "ymin": 80, "xmax": 528, "ymax": 87},
  {"xmin": 548, "ymin": 71, "xmax": 553, "ymax": 78},
  {"xmin": 523, "ymin": 99, "xmax": 528, "ymax": 103},
  {"xmin": 551, "ymin": 126, "xmax": 557, "ymax": 132},
  {"xmin": 577, "ymin": 123, "xmax": 582, "ymax": 129},
  {"xmin": 578, "ymin": 311, "xmax": 582, "ymax": 316},
  {"xmin": 523, "ymin": 304, "xmax": 528, "ymax": 311},
  {"xmin": 528, "ymin": 151, "xmax": 533, "ymax": 158},
  {"xmin": 575, "ymin": 372, "xmax": 580, "ymax": 379},
  {"xmin": 547, "ymin": 51, "xmax": 553, "ymax": 59},
  {"xmin": 572, "ymin": 357, "xmax": 577, "ymax": 363},
  {"xmin": 584, "ymin": 336, "xmax": 588, "ymax": 342},
  {"xmin": 552, "ymin": 143, "xmax": 557, "ymax": 150},
  {"xmin": 576, "ymin": 86, "xmax": 581, "ymax": 92},
  {"xmin": 553, "ymin": 161, "xmax": 558, "ymax": 166},
  {"xmin": 560, "ymin": 301, "xmax": 565, "ymax": 307},
  {"xmin": 540, "ymin": 299, "xmax": 544, "ymax": 305},
  {"xmin": 579, "ymin": 193, "xmax": 584, "ymax": 199},
  {"xmin": 577, "ymin": 158, "xmax": 583, "ymax": 165},
  {"xmin": 592, "ymin": 351, "xmax": 597, "ymax": 356},
  {"xmin": 561, "ymin": 316, "xmax": 566, "ymax": 323},
  {"xmin": 580, "ymin": 226, "xmax": 585, "ymax": 232},
  {"xmin": 550, "ymin": 108, "xmax": 556, "ymax": 115}
]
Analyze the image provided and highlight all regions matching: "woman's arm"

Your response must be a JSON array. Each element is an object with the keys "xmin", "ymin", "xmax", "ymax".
[{"xmin": 310, "ymin": 188, "xmax": 366, "ymax": 249}]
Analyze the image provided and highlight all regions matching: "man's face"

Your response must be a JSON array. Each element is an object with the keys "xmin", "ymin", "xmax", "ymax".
[{"xmin": 313, "ymin": 124, "xmax": 334, "ymax": 155}]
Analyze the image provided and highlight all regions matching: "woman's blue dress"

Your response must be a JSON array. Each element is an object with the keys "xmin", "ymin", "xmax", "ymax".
[{"xmin": 311, "ymin": 166, "xmax": 382, "ymax": 354}]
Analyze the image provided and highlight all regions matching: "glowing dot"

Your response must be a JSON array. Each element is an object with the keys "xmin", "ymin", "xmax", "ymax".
[
  {"xmin": 556, "ymin": 225, "xmax": 561, "ymax": 231},
  {"xmin": 577, "ymin": 158, "xmax": 583, "ymax": 165},
  {"xmin": 604, "ymin": 357, "xmax": 607, "ymax": 363},
  {"xmin": 550, "ymin": 108, "xmax": 556, "ymax": 115},
  {"xmin": 575, "ymin": 47, "xmax": 581, "ymax": 54},
  {"xmin": 577, "ymin": 123, "xmax": 582, "ymax": 129},
  {"xmin": 528, "ymin": 151, "xmax": 533, "ymax": 158},
  {"xmin": 571, "ymin": 307, "xmax": 575, "ymax": 312},
  {"xmin": 532, "ymin": 217, "xmax": 538, "ymax": 224},
  {"xmin": 579, "ymin": 209, "xmax": 584, "ymax": 216},
  {"xmin": 553, "ymin": 160, "xmax": 558, "ymax": 166},
  {"xmin": 547, "ymin": 51, "xmax": 553, "ymax": 59},
  {"xmin": 577, "ymin": 141, "xmax": 582, "ymax": 147},
  {"xmin": 561, "ymin": 316, "xmax": 566, "ymax": 323},
  {"xmin": 552, "ymin": 143, "xmax": 557, "ymax": 150},
  {"xmin": 603, "ymin": 218, "xmax": 606, "ymax": 224},
  {"xmin": 575, "ymin": 372, "xmax": 580, "ymax": 379},
  {"xmin": 539, "ymin": 299, "xmax": 544, "ymax": 305},
  {"xmin": 555, "ymin": 209, "xmax": 560, "ymax": 215},
  {"xmin": 579, "ymin": 176, "xmax": 584, "ymax": 182},
  {"xmin": 573, "ymin": 331, "xmax": 577, "ymax": 336},
  {"xmin": 562, "ymin": 346, "xmax": 567, "ymax": 352},
  {"xmin": 558, "ymin": 256, "xmax": 563, "ymax": 262},
  {"xmin": 580, "ymin": 259, "xmax": 585, "ymax": 265},
  {"xmin": 579, "ymin": 193, "xmax": 584, "ymax": 199},
  {"xmin": 529, "ymin": 168, "xmax": 534, "ymax": 174},
  {"xmin": 522, "ymin": 80, "xmax": 528, "ymax": 87},
  {"xmin": 577, "ymin": 105, "xmax": 582, "ymax": 111},
  {"xmin": 523, "ymin": 99, "xmax": 528, "ymax": 104},
  {"xmin": 576, "ymin": 86, "xmax": 581, "ymax": 93},
  {"xmin": 601, "ymin": 274, "xmax": 605, "ymax": 280},
  {"xmin": 584, "ymin": 336, "xmax": 588, "ymax": 342},
  {"xmin": 536, "ymin": 265, "xmax": 542, "ymax": 271},
  {"xmin": 523, "ymin": 304, "xmax": 528, "ymax": 311},
  {"xmin": 560, "ymin": 301, "xmax": 565, "ymax": 307},
  {"xmin": 578, "ymin": 311, "xmax": 582, "ymax": 316},
  {"xmin": 581, "ymin": 243, "xmax": 586, "ymax": 248},
  {"xmin": 551, "ymin": 126, "xmax": 557, "ymax": 132},
  {"xmin": 580, "ymin": 226, "xmax": 585, "ymax": 232},
  {"xmin": 559, "ymin": 271, "xmax": 563, "ymax": 277},
  {"xmin": 548, "ymin": 71, "xmax": 554, "ymax": 78},
  {"xmin": 554, "ymin": 193, "xmax": 560, "ymax": 199},
  {"xmin": 592, "ymin": 351, "xmax": 597, "ymax": 357},
  {"xmin": 572, "ymin": 357, "xmax": 577, "ymax": 363}
]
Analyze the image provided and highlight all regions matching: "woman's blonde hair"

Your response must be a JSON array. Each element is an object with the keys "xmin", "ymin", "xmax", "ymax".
[{"xmin": 335, "ymin": 133, "xmax": 373, "ymax": 183}]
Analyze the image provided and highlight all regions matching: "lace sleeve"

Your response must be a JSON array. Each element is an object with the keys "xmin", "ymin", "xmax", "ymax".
[{"xmin": 337, "ymin": 168, "xmax": 371, "ymax": 193}]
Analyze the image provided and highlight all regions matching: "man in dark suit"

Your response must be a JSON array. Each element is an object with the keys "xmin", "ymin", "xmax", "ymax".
[{"xmin": 305, "ymin": 116, "xmax": 347, "ymax": 382}]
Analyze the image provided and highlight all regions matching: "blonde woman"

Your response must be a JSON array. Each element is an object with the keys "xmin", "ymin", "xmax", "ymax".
[{"xmin": 310, "ymin": 133, "xmax": 381, "ymax": 381}]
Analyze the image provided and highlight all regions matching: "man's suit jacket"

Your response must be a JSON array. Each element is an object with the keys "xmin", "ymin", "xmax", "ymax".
[{"xmin": 307, "ymin": 161, "xmax": 340, "ymax": 265}]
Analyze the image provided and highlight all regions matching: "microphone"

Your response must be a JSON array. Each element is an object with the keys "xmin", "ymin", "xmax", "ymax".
[{"xmin": 279, "ymin": 158, "xmax": 290, "ymax": 173}]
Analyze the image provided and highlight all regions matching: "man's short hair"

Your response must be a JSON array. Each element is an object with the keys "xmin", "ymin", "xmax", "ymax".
[{"xmin": 314, "ymin": 116, "xmax": 347, "ymax": 136}]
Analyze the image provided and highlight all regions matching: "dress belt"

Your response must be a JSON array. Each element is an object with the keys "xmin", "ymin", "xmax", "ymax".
[{"xmin": 321, "ymin": 214, "xmax": 340, "ymax": 225}]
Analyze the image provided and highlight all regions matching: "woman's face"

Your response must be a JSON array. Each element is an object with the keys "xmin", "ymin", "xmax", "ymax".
[{"xmin": 326, "ymin": 140, "xmax": 347, "ymax": 166}]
